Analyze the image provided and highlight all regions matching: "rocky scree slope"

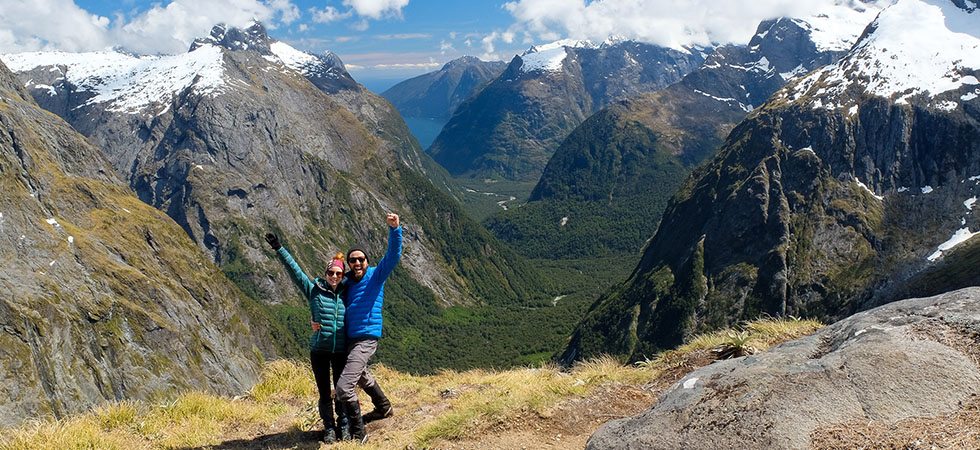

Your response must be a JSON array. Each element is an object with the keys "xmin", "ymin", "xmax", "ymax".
[
  {"xmin": 587, "ymin": 286, "xmax": 980, "ymax": 449},
  {"xmin": 561, "ymin": 0, "xmax": 980, "ymax": 363},
  {"xmin": 382, "ymin": 56, "xmax": 507, "ymax": 121},
  {"xmin": 427, "ymin": 40, "xmax": 706, "ymax": 182},
  {"xmin": 486, "ymin": 6, "xmax": 885, "ymax": 259},
  {"xmin": 2, "ymin": 23, "xmax": 547, "ymax": 363},
  {"xmin": 0, "ymin": 60, "xmax": 274, "ymax": 427}
]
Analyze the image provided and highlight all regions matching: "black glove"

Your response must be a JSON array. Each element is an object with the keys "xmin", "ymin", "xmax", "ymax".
[{"xmin": 264, "ymin": 233, "xmax": 281, "ymax": 250}]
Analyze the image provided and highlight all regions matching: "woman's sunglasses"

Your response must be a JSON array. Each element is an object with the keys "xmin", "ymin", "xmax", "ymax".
[{"xmin": 327, "ymin": 270, "xmax": 344, "ymax": 277}]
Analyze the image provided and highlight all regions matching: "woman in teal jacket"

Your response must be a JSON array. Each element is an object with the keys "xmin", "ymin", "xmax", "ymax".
[{"xmin": 265, "ymin": 233, "xmax": 349, "ymax": 443}]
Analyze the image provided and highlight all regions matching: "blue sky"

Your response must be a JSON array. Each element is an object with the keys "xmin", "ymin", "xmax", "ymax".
[{"xmin": 0, "ymin": 0, "xmax": 874, "ymax": 90}]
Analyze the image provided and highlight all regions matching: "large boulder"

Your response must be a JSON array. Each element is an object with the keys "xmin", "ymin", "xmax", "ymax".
[{"xmin": 587, "ymin": 286, "xmax": 980, "ymax": 449}]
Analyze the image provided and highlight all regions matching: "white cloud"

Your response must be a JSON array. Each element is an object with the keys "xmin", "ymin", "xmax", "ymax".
[
  {"xmin": 440, "ymin": 40, "xmax": 454, "ymax": 53},
  {"xmin": 502, "ymin": 0, "xmax": 892, "ymax": 50},
  {"xmin": 0, "ymin": 0, "xmax": 112, "ymax": 52},
  {"xmin": 352, "ymin": 19, "xmax": 371, "ymax": 31},
  {"xmin": 343, "ymin": 0, "xmax": 410, "ymax": 20},
  {"xmin": 377, "ymin": 33, "xmax": 431, "ymax": 40},
  {"xmin": 373, "ymin": 61, "xmax": 441, "ymax": 69},
  {"xmin": 310, "ymin": 6, "xmax": 352, "ymax": 23},
  {"xmin": 269, "ymin": 0, "xmax": 300, "ymax": 24},
  {"xmin": 0, "ymin": 0, "xmax": 303, "ymax": 54}
]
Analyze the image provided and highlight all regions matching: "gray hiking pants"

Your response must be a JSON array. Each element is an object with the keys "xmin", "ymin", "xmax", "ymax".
[{"xmin": 336, "ymin": 338, "xmax": 380, "ymax": 404}]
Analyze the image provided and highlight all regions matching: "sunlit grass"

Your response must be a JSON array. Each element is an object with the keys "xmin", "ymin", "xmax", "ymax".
[{"xmin": 249, "ymin": 358, "xmax": 317, "ymax": 402}]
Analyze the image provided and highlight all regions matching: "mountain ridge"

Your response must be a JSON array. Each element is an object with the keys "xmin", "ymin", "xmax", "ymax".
[{"xmin": 0, "ymin": 58, "xmax": 276, "ymax": 427}]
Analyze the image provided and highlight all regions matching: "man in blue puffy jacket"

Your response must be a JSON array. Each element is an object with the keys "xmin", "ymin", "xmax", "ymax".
[{"xmin": 337, "ymin": 212, "xmax": 402, "ymax": 442}]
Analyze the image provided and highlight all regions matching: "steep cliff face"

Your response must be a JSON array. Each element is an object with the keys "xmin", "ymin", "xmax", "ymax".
[
  {"xmin": 486, "ymin": 11, "xmax": 879, "ymax": 259},
  {"xmin": 561, "ymin": 0, "xmax": 980, "ymax": 363},
  {"xmin": 382, "ymin": 56, "xmax": 507, "ymax": 120},
  {"xmin": 0, "ymin": 60, "xmax": 272, "ymax": 427},
  {"xmin": 427, "ymin": 41, "xmax": 706, "ymax": 182},
  {"xmin": 3, "ymin": 23, "xmax": 546, "ymax": 362}
]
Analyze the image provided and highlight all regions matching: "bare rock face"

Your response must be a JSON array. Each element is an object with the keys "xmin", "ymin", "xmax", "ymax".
[
  {"xmin": 0, "ymin": 60, "xmax": 271, "ymax": 427},
  {"xmin": 587, "ymin": 286, "xmax": 980, "ymax": 450}
]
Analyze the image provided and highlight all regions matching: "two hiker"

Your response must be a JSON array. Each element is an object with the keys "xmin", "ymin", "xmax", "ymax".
[{"xmin": 265, "ymin": 212, "xmax": 402, "ymax": 443}]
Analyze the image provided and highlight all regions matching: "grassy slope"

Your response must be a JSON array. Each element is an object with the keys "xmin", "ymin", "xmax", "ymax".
[{"xmin": 0, "ymin": 318, "xmax": 823, "ymax": 450}]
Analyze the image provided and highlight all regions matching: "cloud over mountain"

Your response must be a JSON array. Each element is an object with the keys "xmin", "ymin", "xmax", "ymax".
[{"xmin": 499, "ymin": 0, "xmax": 892, "ymax": 51}]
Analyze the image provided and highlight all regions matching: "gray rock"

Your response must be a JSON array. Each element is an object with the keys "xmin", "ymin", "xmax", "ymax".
[{"xmin": 587, "ymin": 286, "xmax": 980, "ymax": 450}]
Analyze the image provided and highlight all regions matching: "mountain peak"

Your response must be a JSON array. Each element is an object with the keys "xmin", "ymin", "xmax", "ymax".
[
  {"xmin": 522, "ymin": 39, "xmax": 597, "ymax": 57},
  {"xmin": 442, "ymin": 55, "xmax": 482, "ymax": 70},
  {"xmin": 784, "ymin": 0, "xmax": 980, "ymax": 109},
  {"xmin": 189, "ymin": 21, "xmax": 273, "ymax": 54}
]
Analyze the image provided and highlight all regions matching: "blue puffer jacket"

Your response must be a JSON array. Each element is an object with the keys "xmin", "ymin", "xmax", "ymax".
[
  {"xmin": 344, "ymin": 225, "xmax": 402, "ymax": 340},
  {"xmin": 276, "ymin": 247, "xmax": 346, "ymax": 353}
]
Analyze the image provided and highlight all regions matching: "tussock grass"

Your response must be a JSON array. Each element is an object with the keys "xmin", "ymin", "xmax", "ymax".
[
  {"xmin": 0, "ymin": 391, "xmax": 282, "ymax": 450},
  {"xmin": 249, "ymin": 358, "xmax": 317, "ymax": 402},
  {"xmin": 637, "ymin": 316, "xmax": 823, "ymax": 370},
  {"xmin": 0, "ymin": 317, "xmax": 823, "ymax": 450}
]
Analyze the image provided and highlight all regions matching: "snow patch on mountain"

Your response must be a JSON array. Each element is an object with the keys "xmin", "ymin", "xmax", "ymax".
[
  {"xmin": 927, "ymin": 227, "xmax": 980, "ymax": 261},
  {"xmin": 520, "ymin": 39, "xmax": 595, "ymax": 73},
  {"xmin": 2, "ymin": 44, "xmax": 227, "ymax": 115},
  {"xmin": 793, "ymin": 0, "xmax": 894, "ymax": 52},
  {"xmin": 787, "ymin": 0, "xmax": 980, "ymax": 108},
  {"xmin": 266, "ymin": 41, "xmax": 345, "ymax": 80},
  {"xmin": 268, "ymin": 42, "xmax": 317, "ymax": 70},
  {"xmin": 855, "ymin": 177, "xmax": 884, "ymax": 200}
]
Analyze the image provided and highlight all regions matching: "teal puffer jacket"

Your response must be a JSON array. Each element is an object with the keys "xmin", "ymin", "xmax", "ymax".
[{"xmin": 276, "ymin": 247, "xmax": 346, "ymax": 353}]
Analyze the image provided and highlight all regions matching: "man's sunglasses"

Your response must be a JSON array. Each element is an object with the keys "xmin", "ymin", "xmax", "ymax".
[
  {"xmin": 347, "ymin": 256, "xmax": 366, "ymax": 264},
  {"xmin": 327, "ymin": 270, "xmax": 344, "ymax": 277}
]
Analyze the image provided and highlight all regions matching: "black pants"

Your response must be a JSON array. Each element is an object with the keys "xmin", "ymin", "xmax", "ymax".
[{"xmin": 310, "ymin": 350, "xmax": 347, "ymax": 427}]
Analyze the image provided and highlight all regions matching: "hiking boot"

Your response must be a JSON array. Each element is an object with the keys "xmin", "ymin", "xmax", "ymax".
[
  {"xmin": 335, "ymin": 399, "xmax": 351, "ymax": 441},
  {"xmin": 362, "ymin": 383, "xmax": 393, "ymax": 422},
  {"xmin": 346, "ymin": 401, "xmax": 368, "ymax": 443},
  {"xmin": 321, "ymin": 429, "xmax": 336, "ymax": 444},
  {"xmin": 362, "ymin": 404, "xmax": 393, "ymax": 422}
]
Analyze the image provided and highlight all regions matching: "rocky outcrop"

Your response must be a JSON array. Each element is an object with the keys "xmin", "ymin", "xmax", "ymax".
[
  {"xmin": 561, "ymin": 0, "xmax": 980, "ymax": 363},
  {"xmin": 382, "ymin": 56, "xmax": 506, "ymax": 120},
  {"xmin": 0, "ymin": 60, "xmax": 272, "ymax": 427},
  {"xmin": 587, "ymin": 286, "xmax": 980, "ymax": 449},
  {"xmin": 428, "ymin": 41, "xmax": 705, "ymax": 182}
]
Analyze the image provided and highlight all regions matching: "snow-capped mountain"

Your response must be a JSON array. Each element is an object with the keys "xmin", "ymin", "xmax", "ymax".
[
  {"xmin": 2, "ymin": 21, "xmax": 355, "ymax": 117},
  {"xmin": 561, "ymin": 0, "xmax": 980, "ymax": 364},
  {"xmin": 427, "ymin": 39, "xmax": 706, "ymax": 183},
  {"xmin": 519, "ymin": 39, "xmax": 599, "ymax": 73},
  {"xmin": 786, "ymin": 0, "xmax": 979, "ymax": 109}
]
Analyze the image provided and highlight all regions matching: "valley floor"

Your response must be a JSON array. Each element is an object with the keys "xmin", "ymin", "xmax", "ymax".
[{"xmin": 4, "ymin": 318, "xmax": 978, "ymax": 449}]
